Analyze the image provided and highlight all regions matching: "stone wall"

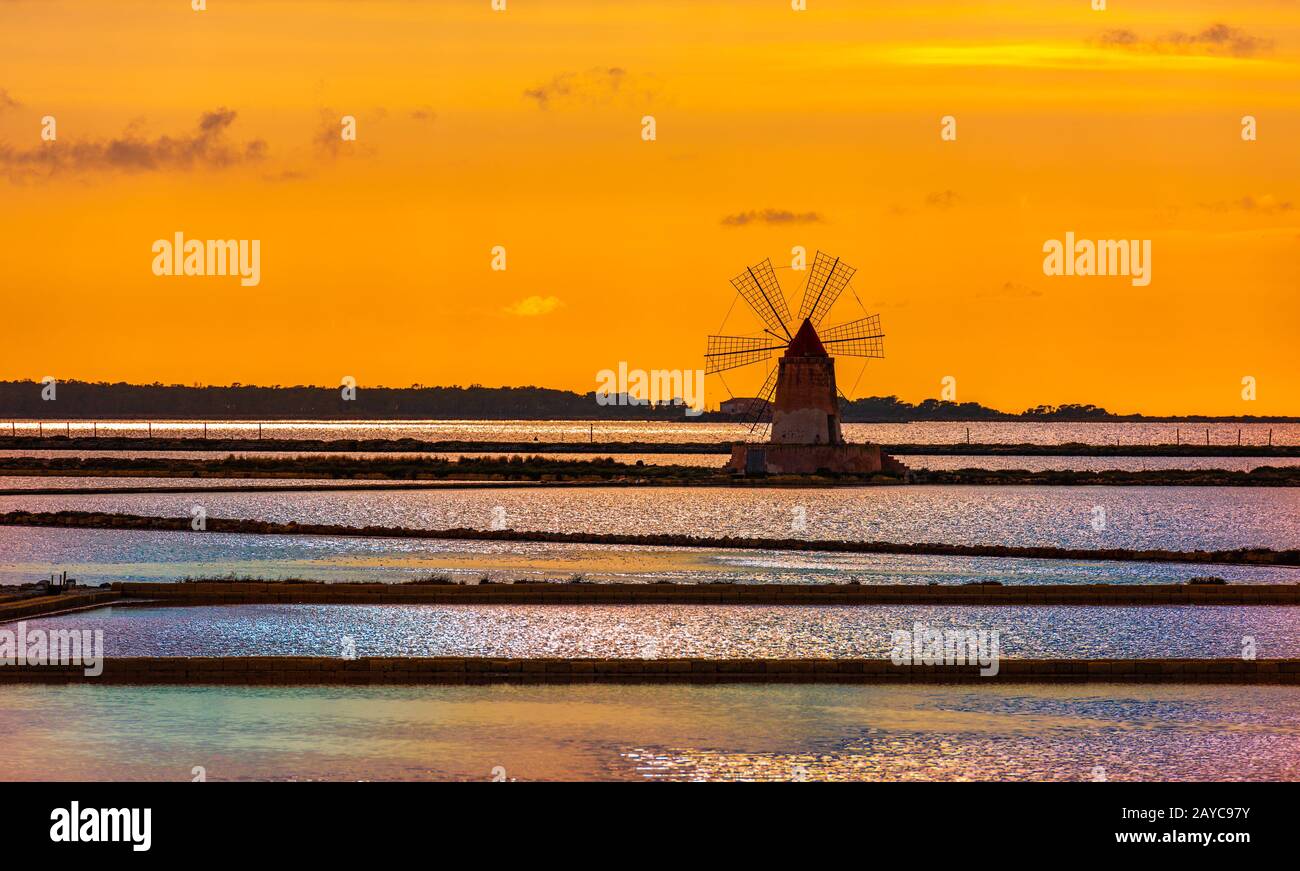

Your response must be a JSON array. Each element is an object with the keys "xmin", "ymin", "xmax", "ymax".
[
  {"xmin": 726, "ymin": 442, "xmax": 895, "ymax": 474},
  {"xmin": 107, "ymin": 581, "xmax": 1300, "ymax": 606},
  {"xmin": 0, "ymin": 591, "xmax": 120, "ymax": 623}
]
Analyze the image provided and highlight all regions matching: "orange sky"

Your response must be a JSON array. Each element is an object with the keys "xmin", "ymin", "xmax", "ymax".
[{"xmin": 0, "ymin": 0, "xmax": 1297, "ymax": 414}]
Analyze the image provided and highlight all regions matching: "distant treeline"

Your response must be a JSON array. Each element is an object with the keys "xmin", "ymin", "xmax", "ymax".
[{"xmin": 0, "ymin": 381, "xmax": 1294, "ymax": 422}]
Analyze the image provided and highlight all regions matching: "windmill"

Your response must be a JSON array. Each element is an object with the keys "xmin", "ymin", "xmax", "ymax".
[{"xmin": 706, "ymin": 251, "xmax": 885, "ymax": 442}]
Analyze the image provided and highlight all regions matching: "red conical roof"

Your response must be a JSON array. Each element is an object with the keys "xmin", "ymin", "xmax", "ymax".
[{"xmin": 785, "ymin": 318, "xmax": 827, "ymax": 357}]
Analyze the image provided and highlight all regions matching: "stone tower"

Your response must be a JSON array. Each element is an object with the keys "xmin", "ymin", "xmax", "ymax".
[{"xmin": 770, "ymin": 318, "xmax": 843, "ymax": 445}]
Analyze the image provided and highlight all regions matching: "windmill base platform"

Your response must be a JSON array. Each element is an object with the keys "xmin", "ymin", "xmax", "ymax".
[{"xmin": 727, "ymin": 443, "xmax": 910, "ymax": 476}]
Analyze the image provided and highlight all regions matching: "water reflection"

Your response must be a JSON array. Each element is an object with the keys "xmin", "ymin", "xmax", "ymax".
[
  {"xmin": 3, "ymin": 526, "xmax": 1296, "ymax": 588},
  {"xmin": 1, "ymin": 683, "xmax": 1296, "ymax": 780},
  {"xmin": 4, "ymin": 484, "xmax": 1296, "ymax": 550},
  {"xmin": 19, "ymin": 602, "xmax": 1300, "ymax": 659}
]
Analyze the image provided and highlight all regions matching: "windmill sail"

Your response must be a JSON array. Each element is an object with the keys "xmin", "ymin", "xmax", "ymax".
[
  {"xmin": 819, "ymin": 315, "xmax": 885, "ymax": 358},
  {"xmin": 707, "ymin": 252, "xmax": 884, "ymax": 442},
  {"xmin": 743, "ymin": 367, "xmax": 779, "ymax": 433},
  {"xmin": 730, "ymin": 259, "xmax": 792, "ymax": 339},
  {"xmin": 705, "ymin": 334, "xmax": 786, "ymax": 374},
  {"xmin": 797, "ymin": 251, "xmax": 857, "ymax": 327}
]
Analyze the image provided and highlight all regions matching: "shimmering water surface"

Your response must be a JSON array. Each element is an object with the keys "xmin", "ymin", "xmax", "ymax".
[
  {"xmin": 5, "ymin": 419, "xmax": 1296, "ymax": 784},
  {"xmin": 6, "ymin": 419, "xmax": 1297, "ymax": 445},
  {"xmin": 5, "ymin": 484, "xmax": 1297, "ymax": 550},
  {"xmin": 1, "ymin": 683, "xmax": 1296, "ymax": 780},
  {"xmin": 17, "ymin": 603, "xmax": 1300, "ymax": 659},
  {"xmin": 3, "ymin": 526, "xmax": 1297, "ymax": 588}
]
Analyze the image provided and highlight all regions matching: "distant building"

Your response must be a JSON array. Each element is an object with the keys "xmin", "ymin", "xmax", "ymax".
[{"xmin": 719, "ymin": 397, "xmax": 767, "ymax": 417}]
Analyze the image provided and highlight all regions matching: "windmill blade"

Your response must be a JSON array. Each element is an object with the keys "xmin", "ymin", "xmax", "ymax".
[
  {"xmin": 744, "ymin": 367, "xmax": 779, "ymax": 434},
  {"xmin": 705, "ymin": 334, "xmax": 786, "ymax": 374},
  {"xmin": 797, "ymin": 251, "xmax": 857, "ymax": 327},
  {"xmin": 820, "ymin": 314, "xmax": 885, "ymax": 358},
  {"xmin": 730, "ymin": 259, "xmax": 793, "ymax": 339}
]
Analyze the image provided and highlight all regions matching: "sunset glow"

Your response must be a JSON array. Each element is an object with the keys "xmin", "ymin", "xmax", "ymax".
[{"xmin": 1, "ymin": 0, "xmax": 1296, "ymax": 415}]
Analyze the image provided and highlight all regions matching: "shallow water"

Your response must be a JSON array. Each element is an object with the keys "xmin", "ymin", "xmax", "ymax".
[
  {"xmin": 1, "ymin": 682, "xmax": 1296, "ymax": 780},
  {"xmin": 3, "ymin": 526, "xmax": 1297, "ymax": 588},
  {"xmin": 6, "ymin": 419, "xmax": 1296, "ymax": 445},
  {"xmin": 17, "ymin": 602, "xmax": 1299, "ymax": 659},
  {"xmin": 4, "ymin": 484, "xmax": 1297, "ymax": 550}
]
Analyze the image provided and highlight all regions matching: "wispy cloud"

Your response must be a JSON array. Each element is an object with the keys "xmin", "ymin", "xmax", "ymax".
[
  {"xmin": 883, "ymin": 23, "xmax": 1274, "ymax": 71},
  {"xmin": 889, "ymin": 191, "xmax": 959, "ymax": 216},
  {"xmin": 924, "ymin": 190, "xmax": 959, "ymax": 210},
  {"xmin": 1200, "ymin": 194, "xmax": 1294, "ymax": 214},
  {"xmin": 262, "ymin": 169, "xmax": 309, "ymax": 184},
  {"xmin": 313, "ymin": 110, "xmax": 346, "ymax": 158},
  {"xmin": 1098, "ymin": 23, "xmax": 1273, "ymax": 58},
  {"xmin": 978, "ymin": 281, "xmax": 1043, "ymax": 300},
  {"xmin": 525, "ymin": 67, "xmax": 652, "ymax": 109},
  {"xmin": 312, "ymin": 108, "xmax": 383, "ymax": 159},
  {"xmin": 0, "ymin": 108, "xmax": 265, "ymax": 181},
  {"xmin": 504, "ymin": 295, "xmax": 563, "ymax": 317},
  {"xmin": 720, "ymin": 208, "xmax": 823, "ymax": 227}
]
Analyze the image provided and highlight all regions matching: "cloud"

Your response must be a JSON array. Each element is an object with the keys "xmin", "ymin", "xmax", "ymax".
[
  {"xmin": 924, "ymin": 190, "xmax": 959, "ymax": 209},
  {"xmin": 504, "ymin": 295, "xmax": 563, "ymax": 317},
  {"xmin": 978, "ymin": 281, "xmax": 1043, "ymax": 299},
  {"xmin": 0, "ymin": 89, "xmax": 19, "ymax": 112},
  {"xmin": 263, "ymin": 169, "xmax": 309, "ymax": 183},
  {"xmin": 525, "ymin": 67, "xmax": 649, "ymax": 109},
  {"xmin": 198, "ymin": 107, "xmax": 237, "ymax": 134},
  {"xmin": 0, "ymin": 108, "xmax": 265, "ymax": 180},
  {"xmin": 1200, "ymin": 194, "xmax": 1294, "ymax": 214},
  {"xmin": 720, "ymin": 209, "xmax": 824, "ymax": 227},
  {"xmin": 313, "ymin": 110, "xmax": 347, "ymax": 157},
  {"xmin": 1098, "ymin": 23, "xmax": 1272, "ymax": 58},
  {"xmin": 888, "ymin": 191, "xmax": 959, "ymax": 216},
  {"xmin": 313, "ymin": 109, "xmax": 382, "ymax": 159},
  {"xmin": 1096, "ymin": 30, "xmax": 1140, "ymax": 49}
]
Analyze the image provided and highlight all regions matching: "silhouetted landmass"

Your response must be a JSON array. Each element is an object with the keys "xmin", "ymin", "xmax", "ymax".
[{"xmin": 0, "ymin": 380, "xmax": 1295, "ymax": 422}]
